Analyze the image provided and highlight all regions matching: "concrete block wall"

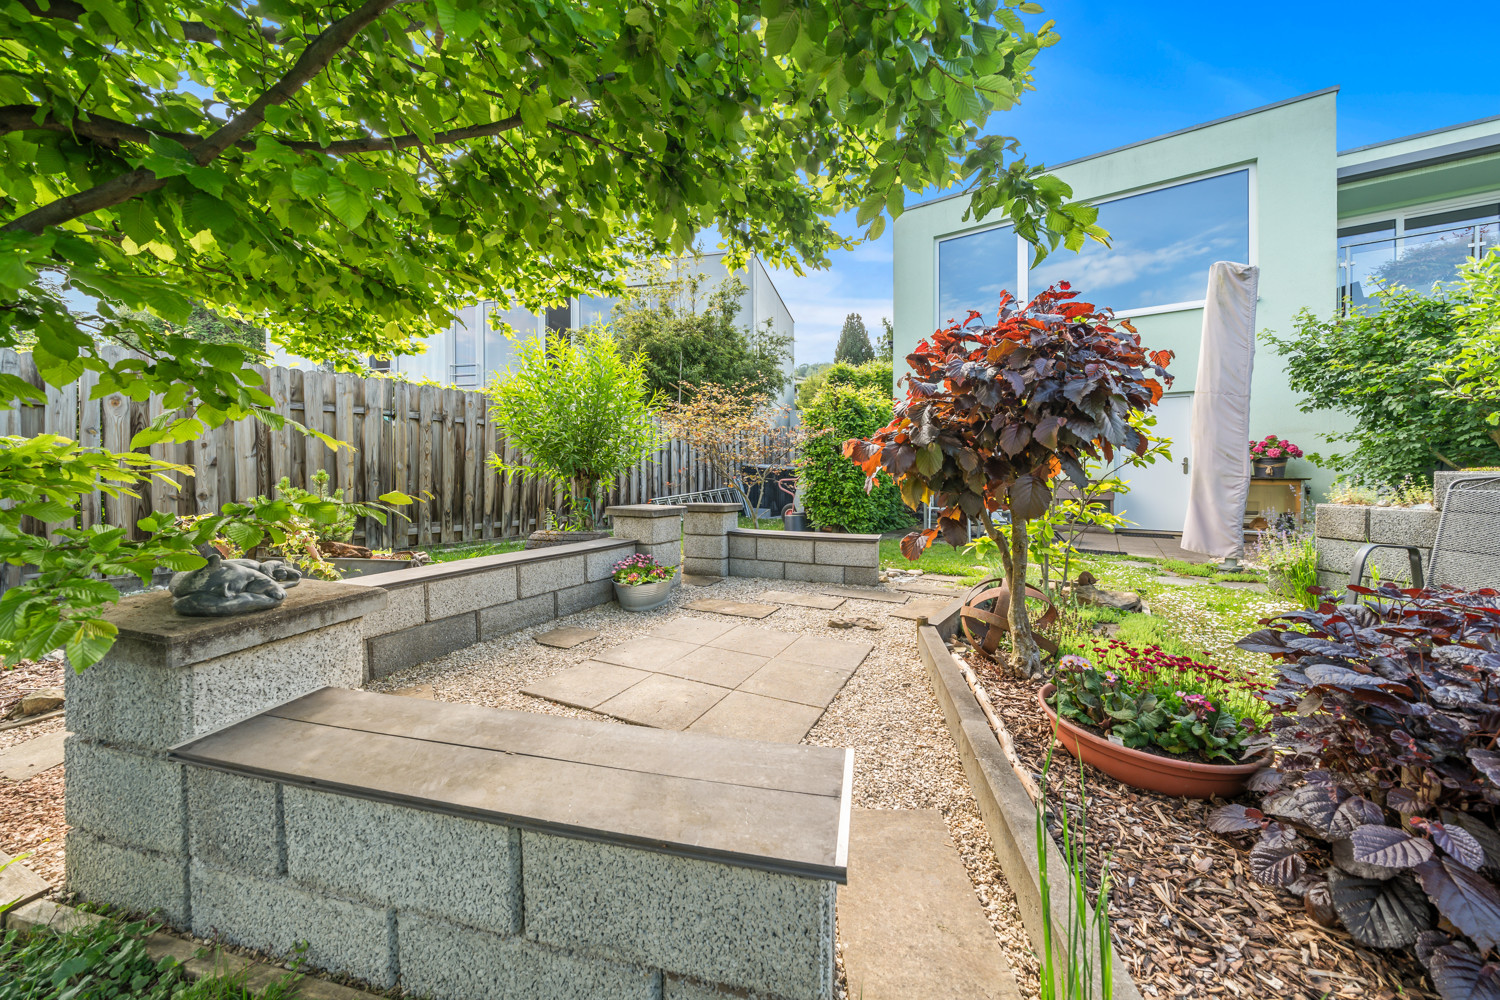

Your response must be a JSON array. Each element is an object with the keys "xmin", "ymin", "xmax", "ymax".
[
  {"xmin": 63, "ymin": 582, "xmax": 385, "ymax": 926},
  {"xmin": 726, "ymin": 529, "xmax": 881, "ymax": 586},
  {"xmin": 347, "ymin": 537, "xmax": 636, "ymax": 680},
  {"xmin": 1314, "ymin": 502, "xmax": 1498, "ymax": 591},
  {"xmin": 606, "ymin": 504, "xmax": 685, "ymax": 581},
  {"xmin": 681, "ymin": 502, "xmax": 739, "ymax": 577},
  {"xmin": 167, "ymin": 772, "xmax": 835, "ymax": 1000}
]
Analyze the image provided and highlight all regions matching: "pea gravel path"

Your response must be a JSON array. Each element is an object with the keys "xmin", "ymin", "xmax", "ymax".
[{"xmin": 369, "ymin": 575, "xmax": 1042, "ymax": 998}]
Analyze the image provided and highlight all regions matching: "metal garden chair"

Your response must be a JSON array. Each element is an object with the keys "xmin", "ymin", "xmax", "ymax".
[{"xmin": 1349, "ymin": 473, "xmax": 1500, "ymax": 589}]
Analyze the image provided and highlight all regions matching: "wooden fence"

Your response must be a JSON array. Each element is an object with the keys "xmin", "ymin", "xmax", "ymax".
[{"xmin": 0, "ymin": 348, "xmax": 726, "ymax": 549}]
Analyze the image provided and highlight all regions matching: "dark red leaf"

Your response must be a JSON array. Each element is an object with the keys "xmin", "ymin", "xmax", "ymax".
[
  {"xmin": 1329, "ymin": 797, "xmax": 1386, "ymax": 840},
  {"xmin": 1328, "ymin": 870, "xmax": 1432, "ymax": 949},
  {"xmin": 1415, "ymin": 857, "xmax": 1500, "ymax": 952},
  {"xmin": 1430, "ymin": 944, "xmax": 1500, "ymax": 1000},
  {"xmin": 1350, "ymin": 824, "xmax": 1436, "ymax": 869},
  {"xmin": 1250, "ymin": 840, "xmax": 1306, "ymax": 887},
  {"xmin": 1007, "ymin": 475, "xmax": 1052, "ymax": 521},
  {"xmin": 1207, "ymin": 804, "xmax": 1264, "ymax": 833},
  {"xmin": 1469, "ymin": 749, "xmax": 1500, "ymax": 786},
  {"xmin": 1431, "ymin": 822, "xmax": 1488, "ymax": 870}
]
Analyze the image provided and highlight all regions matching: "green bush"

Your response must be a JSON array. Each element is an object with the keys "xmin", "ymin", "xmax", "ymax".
[
  {"xmin": 797, "ymin": 374, "xmax": 911, "ymax": 533},
  {"xmin": 796, "ymin": 359, "xmax": 892, "ymax": 409}
]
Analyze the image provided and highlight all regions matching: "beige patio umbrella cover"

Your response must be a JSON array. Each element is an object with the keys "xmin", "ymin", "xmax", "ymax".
[{"xmin": 1181, "ymin": 261, "xmax": 1260, "ymax": 560}]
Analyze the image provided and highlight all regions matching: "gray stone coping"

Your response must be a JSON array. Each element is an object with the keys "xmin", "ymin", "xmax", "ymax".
[
  {"xmin": 728, "ymin": 528, "xmax": 882, "ymax": 543},
  {"xmin": 605, "ymin": 503, "xmax": 686, "ymax": 518},
  {"xmin": 683, "ymin": 502, "xmax": 742, "ymax": 513},
  {"xmin": 341, "ymin": 536, "xmax": 634, "ymax": 592},
  {"xmin": 171, "ymin": 687, "xmax": 853, "ymax": 882},
  {"xmin": 101, "ymin": 580, "xmax": 387, "ymax": 670},
  {"xmin": 916, "ymin": 611, "xmax": 1143, "ymax": 1000}
]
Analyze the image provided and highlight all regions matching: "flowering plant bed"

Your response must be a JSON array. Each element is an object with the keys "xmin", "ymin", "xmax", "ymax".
[
  {"xmin": 611, "ymin": 553, "xmax": 676, "ymax": 586},
  {"xmin": 1249, "ymin": 434, "xmax": 1303, "ymax": 461},
  {"xmin": 959, "ymin": 636, "xmax": 1438, "ymax": 998}
]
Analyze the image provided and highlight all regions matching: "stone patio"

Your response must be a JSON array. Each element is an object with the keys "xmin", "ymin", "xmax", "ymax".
[{"xmin": 522, "ymin": 617, "xmax": 873, "ymax": 743}]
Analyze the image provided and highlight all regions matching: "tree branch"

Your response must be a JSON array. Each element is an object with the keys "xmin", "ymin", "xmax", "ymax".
[{"xmin": 18, "ymin": 0, "xmax": 280, "ymax": 43}]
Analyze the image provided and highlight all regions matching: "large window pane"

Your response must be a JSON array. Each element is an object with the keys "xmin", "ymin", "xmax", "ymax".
[
  {"xmin": 483, "ymin": 303, "xmax": 538, "ymax": 382},
  {"xmin": 578, "ymin": 294, "xmax": 619, "ymax": 328},
  {"xmin": 1029, "ymin": 170, "xmax": 1250, "ymax": 313},
  {"xmin": 937, "ymin": 225, "xmax": 1018, "ymax": 327},
  {"xmin": 1338, "ymin": 221, "xmax": 1396, "ymax": 313}
]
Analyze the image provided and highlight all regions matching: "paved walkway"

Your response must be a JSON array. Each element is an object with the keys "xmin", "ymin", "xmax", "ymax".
[
  {"xmin": 839, "ymin": 809, "xmax": 1022, "ymax": 1000},
  {"xmin": 1073, "ymin": 529, "xmax": 1257, "ymax": 563},
  {"xmin": 522, "ymin": 616, "xmax": 873, "ymax": 743}
]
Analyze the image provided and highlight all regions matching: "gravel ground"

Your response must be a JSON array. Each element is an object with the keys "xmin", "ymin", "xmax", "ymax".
[{"xmin": 370, "ymin": 576, "xmax": 1042, "ymax": 998}]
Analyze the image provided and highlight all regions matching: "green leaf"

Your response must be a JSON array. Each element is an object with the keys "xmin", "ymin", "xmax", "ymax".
[
  {"xmin": 64, "ymin": 618, "xmax": 118, "ymax": 671},
  {"xmin": 325, "ymin": 179, "xmax": 369, "ymax": 229},
  {"xmin": 377, "ymin": 490, "xmax": 414, "ymax": 504}
]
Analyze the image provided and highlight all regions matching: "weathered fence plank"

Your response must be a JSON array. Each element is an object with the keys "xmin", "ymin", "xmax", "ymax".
[{"xmin": 1, "ymin": 350, "xmax": 726, "ymax": 548}]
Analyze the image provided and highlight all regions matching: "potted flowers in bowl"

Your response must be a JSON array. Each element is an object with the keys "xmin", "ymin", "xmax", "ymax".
[
  {"xmin": 1038, "ymin": 642, "xmax": 1270, "ymax": 797},
  {"xmin": 1249, "ymin": 434, "xmax": 1302, "ymax": 478},
  {"xmin": 611, "ymin": 553, "xmax": 677, "ymax": 611}
]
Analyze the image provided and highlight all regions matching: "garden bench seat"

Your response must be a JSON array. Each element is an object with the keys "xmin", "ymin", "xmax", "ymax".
[{"xmin": 171, "ymin": 686, "xmax": 853, "ymax": 879}]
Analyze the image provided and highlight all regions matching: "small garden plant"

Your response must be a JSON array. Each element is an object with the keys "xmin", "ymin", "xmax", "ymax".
[
  {"xmin": 1212, "ymin": 584, "xmax": 1500, "ymax": 999},
  {"xmin": 1249, "ymin": 434, "xmax": 1303, "ymax": 462},
  {"xmin": 611, "ymin": 553, "xmax": 676, "ymax": 587}
]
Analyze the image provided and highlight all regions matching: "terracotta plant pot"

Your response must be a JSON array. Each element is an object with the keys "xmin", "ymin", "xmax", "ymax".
[{"xmin": 1037, "ymin": 684, "xmax": 1262, "ymax": 799}]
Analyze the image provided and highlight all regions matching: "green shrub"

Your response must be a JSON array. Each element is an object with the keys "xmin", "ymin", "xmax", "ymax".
[
  {"xmin": 797, "ymin": 375, "xmax": 911, "ymax": 533},
  {"xmin": 795, "ymin": 359, "xmax": 892, "ymax": 409}
]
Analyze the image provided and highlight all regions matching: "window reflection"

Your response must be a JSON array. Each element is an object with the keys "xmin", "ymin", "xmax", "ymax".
[
  {"xmin": 936, "ymin": 225, "xmax": 1018, "ymax": 327},
  {"xmin": 578, "ymin": 294, "xmax": 619, "ymax": 328},
  {"xmin": 1337, "ymin": 204, "xmax": 1500, "ymax": 314},
  {"xmin": 1029, "ymin": 170, "xmax": 1250, "ymax": 312}
]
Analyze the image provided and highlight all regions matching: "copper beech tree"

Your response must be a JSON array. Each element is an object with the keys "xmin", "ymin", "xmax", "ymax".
[{"xmin": 846, "ymin": 284, "xmax": 1173, "ymax": 675}]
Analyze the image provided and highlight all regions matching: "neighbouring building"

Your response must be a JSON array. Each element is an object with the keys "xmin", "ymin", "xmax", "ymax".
[
  {"xmin": 334, "ymin": 251, "xmax": 797, "ymax": 415},
  {"xmin": 892, "ymin": 88, "xmax": 1500, "ymax": 531}
]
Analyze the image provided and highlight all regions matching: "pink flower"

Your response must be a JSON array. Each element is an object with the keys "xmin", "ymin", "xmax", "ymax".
[{"xmin": 1267, "ymin": 448, "xmax": 1283, "ymax": 458}]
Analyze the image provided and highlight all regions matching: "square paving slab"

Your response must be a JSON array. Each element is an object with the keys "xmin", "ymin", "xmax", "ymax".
[
  {"xmin": 888, "ymin": 598, "xmax": 955, "ymax": 622},
  {"xmin": 687, "ymin": 691, "xmax": 826, "ymax": 744},
  {"xmin": 683, "ymin": 598, "xmax": 780, "ymax": 619},
  {"xmin": 647, "ymin": 616, "xmax": 740, "ymax": 645},
  {"xmin": 821, "ymin": 587, "xmax": 909, "ymax": 605},
  {"xmin": 758, "ymin": 590, "xmax": 847, "ymax": 610},
  {"xmin": 705, "ymin": 623, "xmax": 800, "ymax": 658},
  {"xmin": 533, "ymin": 626, "xmax": 600, "ymax": 649},
  {"xmin": 739, "ymin": 658, "xmax": 856, "ymax": 708},
  {"xmin": 0, "ymin": 729, "xmax": 65, "ymax": 782},
  {"xmin": 521, "ymin": 662, "xmax": 651, "ymax": 711},
  {"xmin": 656, "ymin": 646, "xmax": 769, "ymax": 688},
  {"xmin": 592, "ymin": 635, "xmax": 699, "ymax": 670},
  {"xmin": 594, "ymin": 673, "xmax": 730, "ymax": 729},
  {"xmin": 780, "ymin": 634, "xmax": 874, "ymax": 671}
]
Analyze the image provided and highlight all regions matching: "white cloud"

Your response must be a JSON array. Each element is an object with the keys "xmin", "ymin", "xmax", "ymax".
[{"xmin": 766, "ymin": 263, "xmax": 892, "ymax": 366}]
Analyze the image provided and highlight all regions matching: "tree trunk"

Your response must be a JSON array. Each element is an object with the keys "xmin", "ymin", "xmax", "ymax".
[{"xmin": 1007, "ymin": 515, "xmax": 1043, "ymax": 678}]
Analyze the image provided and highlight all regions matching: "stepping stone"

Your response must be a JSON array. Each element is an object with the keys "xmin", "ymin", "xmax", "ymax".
[
  {"xmin": 888, "ymin": 597, "xmax": 955, "ymax": 622},
  {"xmin": 780, "ymin": 634, "xmax": 873, "ymax": 671},
  {"xmin": 687, "ymin": 691, "xmax": 825, "ymax": 744},
  {"xmin": 839, "ymin": 809, "xmax": 1023, "ymax": 1000},
  {"xmin": 704, "ymin": 623, "xmax": 799, "ymax": 658},
  {"xmin": 0, "ymin": 729, "xmax": 66, "ymax": 782},
  {"xmin": 759, "ymin": 590, "xmax": 846, "ymax": 610},
  {"xmin": 821, "ymin": 587, "xmax": 909, "ymax": 605},
  {"xmin": 657, "ymin": 646, "xmax": 769, "ymax": 689},
  {"xmin": 534, "ymin": 626, "xmax": 599, "ymax": 649},
  {"xmin": 681, "ymin": 574, "xmax": 723, "ymax": 587},
  {"xmin": 522, "ymin": 661, "xmax": 651, "ymax": 711},
  {"xmin": 595, "ymin": 674, "xmax": 729, "ymax": 730},
  {"xmin": 684, "ymin": 598, "xmax": 780, "ymax": 619},
  {"xmin": 893, "ymin": 582, "xmax": 966, "ymax": 597},
  {"xmin": 1220, "ymin": 580, "xmax": 1270, "ymax": 592},
  {"xmin": 739, "ymin": 657, "xmax": 855, "ymax": 708},
  {"xmin": 593, "ymin": 635, "xmax": 698, "ymax": 670},
  {"xmin": 648, "ymin": 616, "xmax": 740, "ymax": 644},
  {"xmin": 0, "ymin": 852, "xmax": 49, "ymax": 912},
  {"xmin": 390, "ymin": 683, "xmax": 436, "ymax": 699},
  {"xmin": 1153, "ymin": 575, "xmax": 1207, "ymax": 587}
]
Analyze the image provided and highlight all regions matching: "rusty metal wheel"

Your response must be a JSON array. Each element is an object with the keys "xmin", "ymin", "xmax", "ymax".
[{"xmin": 959, "ymin": 575, "xmax": 1059, "ymax": 657}]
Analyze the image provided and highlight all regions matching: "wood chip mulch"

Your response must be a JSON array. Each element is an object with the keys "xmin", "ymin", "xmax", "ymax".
[
  {"xmin": 1, "ymin": 655, "xmax": 63, "ymax": 722},
  {"xmin": 966, "ymin": 646, "xmax": 1437, "ymax": 1000}
]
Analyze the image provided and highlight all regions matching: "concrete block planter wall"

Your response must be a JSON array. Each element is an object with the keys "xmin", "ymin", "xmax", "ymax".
[
  {"xmin": 1312, "ymin": 502, "xmax": 1500, "ymax": 591},
  {"xmin": 725, "ymin": 529, "xmax": 881, "ymax": 586}
]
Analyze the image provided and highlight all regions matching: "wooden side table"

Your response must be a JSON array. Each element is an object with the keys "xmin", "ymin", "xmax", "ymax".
[{"xmin": 1245, "ymin": 477, "xmax": 1309, "ymax": 529}]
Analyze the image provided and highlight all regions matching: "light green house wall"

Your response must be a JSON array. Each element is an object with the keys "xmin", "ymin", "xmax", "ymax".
[{"xmin": 892, "ymin": 89, "xmax": 1344, "ymax": 528}]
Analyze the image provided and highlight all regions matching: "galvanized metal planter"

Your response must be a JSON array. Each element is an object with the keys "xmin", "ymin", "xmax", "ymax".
[{"xmin": 614, "ymin": 577, "xmax": 674, "ymax": 611}]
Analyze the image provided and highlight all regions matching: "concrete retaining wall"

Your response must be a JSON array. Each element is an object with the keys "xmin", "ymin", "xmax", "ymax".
[
  {"xmin": 345, "ymin": 537, "xmax": 637, "ymax": 680},
  {"xmin": 726, "ymin": 529, "xmax": 880, "ymax": 586},
  {"xmin": 66, "ymin": 580, "xmax": 839, "ymax": 1000},
  {"xmin": 1314, "ymin": 502, "xmax": 1498, "ymax": 591}
]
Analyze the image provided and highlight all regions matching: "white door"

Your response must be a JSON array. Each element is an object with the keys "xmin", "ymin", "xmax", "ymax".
[{"xmin": 1114, "ymin": 393, "xmax": 1193, "ymax": 532}]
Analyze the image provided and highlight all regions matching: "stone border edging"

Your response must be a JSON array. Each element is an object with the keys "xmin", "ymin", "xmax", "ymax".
[
  {"xmin": 917, "ymin": 616, "xmax": 1145, "ymax": 1000},
  {"xmin": 2, "ymin": 898, "xmax": 377, "ymax": 1000}
]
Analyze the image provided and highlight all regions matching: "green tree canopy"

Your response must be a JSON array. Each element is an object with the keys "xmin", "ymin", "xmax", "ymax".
[
  {"xmin": 607, "ymin": 260, "xmax": 791, "ymax": 399},
  {"xmin": 798, "ymin": 365, "xmax": 908, "ymax": 533},
  {"xmin": 834, "ymin": 313, "xmax": 874, "ymax": 364},
  {"xmin": 878, "ymin": 317, "xmax": 895, "ymax": 363},
  {"xmin": 0, "ymin": 0, "xmax": 1104, "ymax": 668},
  {"xmin": 796, "ymin": 358, "xmax": 892, "ymax": 409},
  {"xmin": 1270, "ymin": 267, "xmax": 1500, "ymax": 485}
]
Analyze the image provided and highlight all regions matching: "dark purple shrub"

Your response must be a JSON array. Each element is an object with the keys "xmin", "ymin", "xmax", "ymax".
[{"xmin": 1209, "ymin": 585, "xmax": 1500, "ymax": 997}]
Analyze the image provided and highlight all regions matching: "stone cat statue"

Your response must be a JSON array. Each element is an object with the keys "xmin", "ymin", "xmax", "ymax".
[
  {"xmin": 169, "ymin": 554, "xmax": 290, "ymax": 617},
  {"xmin": 226, "ymin": 558, "xmax": 303, "ymax": 587}
]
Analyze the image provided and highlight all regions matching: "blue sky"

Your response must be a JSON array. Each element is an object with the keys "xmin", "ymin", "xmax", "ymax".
[{"xmin": 767, "ymin": 0, "xmax": 1498, "ymax": 365}]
